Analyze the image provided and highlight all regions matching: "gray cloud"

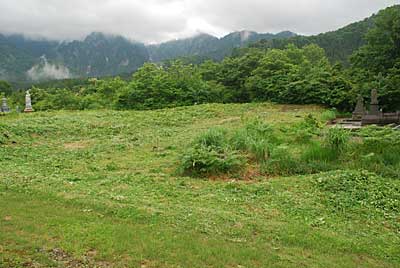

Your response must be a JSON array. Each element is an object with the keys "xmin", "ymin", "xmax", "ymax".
[{"xmin": 0, "ymin": 0, "xmax": 398, "ymax": 43}]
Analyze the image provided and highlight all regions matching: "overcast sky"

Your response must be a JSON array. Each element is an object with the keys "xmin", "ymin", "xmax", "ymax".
[{"xmin": 0, "ymin": 0, "xmax": 399, "ymax": 43}]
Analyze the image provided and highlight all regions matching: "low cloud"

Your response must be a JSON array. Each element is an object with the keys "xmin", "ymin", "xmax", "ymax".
[
  {"xmin": 0, "ymin": 0, "xmax": 399, "ymax": 43},
  {"xmin": 27, "ymin": 56, "xmax": 71, "ymax": 81}
]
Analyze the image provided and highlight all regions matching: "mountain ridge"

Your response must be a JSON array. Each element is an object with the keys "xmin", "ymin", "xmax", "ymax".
[{"xmin": 0, "ymin": 30, "xmax": 296, "ymax": 82}]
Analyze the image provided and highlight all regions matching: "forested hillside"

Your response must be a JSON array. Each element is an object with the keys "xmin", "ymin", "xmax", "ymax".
[
  {"xmin": 250, "ymin": 12, "xmax": 378, "ymax": 65},
  {"xmin": 148, "ymin": 31, "xmax": 296, "ymax": 62}
]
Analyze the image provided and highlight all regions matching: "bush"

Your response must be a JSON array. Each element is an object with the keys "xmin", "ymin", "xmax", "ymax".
[
  {"xmin": 320, "ymin": 109, "xmax": 337, "ymax": 122},
  {"xmin": 179, "ymin": 128, "xmax": 245, "ymax": 176},
  {"xmin": 284, "ymin": 114, "xmax": 322, "ymax": 144},
  {"xmin": 195, "ymin": 127, "xmax": 227, "ymax": 148},
  {"xmin": 247, "ymin": 139, "xmax": 271, "ymax": 163},
  {"xmin": 231, "ymin": 119, "xmax": 277, "ymax": 163}
]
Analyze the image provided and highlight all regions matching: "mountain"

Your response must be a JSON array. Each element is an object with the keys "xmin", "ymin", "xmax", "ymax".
[
  {"xmin": 0, "ymin": 33, "xmax": 150, "ymax": 83},
  {"xmin": 0, "ymin": 30, "xmax": 295, "ymax": 84},
  {"xmin": 54, "ymin": 33, "xmax": 149, "ymax": 78},
  {"xmin": 0, "ymin": 31, "xmax": 295, "ymax": 84},
  {"xmin": 148, "ymin": 31, "xmax": 297, "ymax": 62}
]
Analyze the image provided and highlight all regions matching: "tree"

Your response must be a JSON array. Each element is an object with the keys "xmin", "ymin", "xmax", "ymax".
[
  {"xmin": 0, "ymin": 80, "xmax": 12, "ymax": 96},
  {"xmin": 349, "ymin": 5, "xmax": 400, "ymax": 111},
  {"xmin": 351, "ymin": 5, "xmax": 400, "ymax": 75}
]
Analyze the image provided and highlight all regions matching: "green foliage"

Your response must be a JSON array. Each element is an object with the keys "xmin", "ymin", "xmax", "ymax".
[
  {"xmin": 251, "ymin": 13, "xmax": 375, "ymax": 66},
  {"xmin": 302, "ymin": 142, "xmax": 337, "ymax": 162},
  {"xmin": 261, "ymin": 145, "xmax": 303, "ymax": 176},
  {"xmin": 0, "ymin": 80, "xmax": 12, "ymax": 96},
  {"xmin": 351, "ymin": 6, "xmax": 400, "ymax": 75},
  {"xmin": 314, "ymin": 170, "xmax": 400, "ymax": 227},
  {"xmin": 179, "ymin": 128, "xmax": 245, "ymax": 176},
  {"xmin": 243, "ymin": 44, "xmax": 353, "ymax": 109},
  {"xmin": 231, "ymin": 119, "xmax": 277, "ymax": 162},
  {"xmin": 320, "ymin": 109, "xmax": 337, "ymax": 122},
  {"xmin": 349, "ymin": 5, "xmax": 400, "ymax": 111},
  {"xmin": 325, "ymin": 127, "xmax": 350, "ymax": 152},
  {"xmin": 115, "ymin": 62, "xmax": 223, "ymax": 110}
]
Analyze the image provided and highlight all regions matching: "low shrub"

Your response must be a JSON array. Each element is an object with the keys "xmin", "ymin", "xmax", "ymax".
[
  {"xmin": 320, "ymin": 109, "xmax": 337, "ymax": 122},
  {"xmin": 195, "ymin": 127, "xmax": 227, "ymax": 148},
  {"xmin": 231, "ymin": 119, "xmax": 277, "ymax": 163},
  {"xmin": 284, "ymin": 114, "xmax": 322, "ymax": 144},
  {"xmin": 179, "ymin": 128, "xmax": 245, "ymax": 176}
]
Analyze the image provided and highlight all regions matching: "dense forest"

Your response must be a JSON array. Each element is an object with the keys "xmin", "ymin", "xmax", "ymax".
[{"xmin": 1, "ymin": 5, "xmax": 399, "ymax": 112}]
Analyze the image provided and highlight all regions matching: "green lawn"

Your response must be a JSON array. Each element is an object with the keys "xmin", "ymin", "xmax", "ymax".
[{"xmin": 1, "ymin": 103, "xmax": 399, "ymax": 268}]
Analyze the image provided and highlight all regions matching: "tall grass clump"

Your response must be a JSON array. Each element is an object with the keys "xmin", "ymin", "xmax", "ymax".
[
  {"xmin": 231, "ymin": 119, "xmax": 278, "ymax": 163},
  {"xmin": 320, "ymin": 109, "xmax": 337, "ymax": 122},
  {"xmin": 325, "ymin": 127, "xmax": 349, "ymax": 154},
  {"xmin": 179, "ymin": 128, "xmax": 245, "ymax": 177}
]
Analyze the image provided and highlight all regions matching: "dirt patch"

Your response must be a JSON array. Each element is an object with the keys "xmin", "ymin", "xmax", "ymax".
[
  {"xmin": 63, "ymin": 141, "xmax": 90, "ymax": 150},
  {"xmin": 47, "ymin": 248, "xmax": 111, "ymax": 268},
  {"xmin": 208, "ymin": 165, "xmax": 269, "ymax": 182},
  {"xmin": 279, "ymin": 104, "xmax": 320, "ymax": 112},
  {"xmin": 219, "ymin": 117, "xmax": 241, "ymax": 124}
]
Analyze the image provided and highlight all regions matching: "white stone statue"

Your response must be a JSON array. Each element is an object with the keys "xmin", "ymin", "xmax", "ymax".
[{"xmin": 24, "ymin": 90, "xmax": 34, "ymax": 112}]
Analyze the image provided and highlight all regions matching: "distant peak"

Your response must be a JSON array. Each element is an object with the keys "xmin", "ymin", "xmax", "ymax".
[{"xmin": 275, "ymin": 31, "xmax": 297, "ymax": 37}]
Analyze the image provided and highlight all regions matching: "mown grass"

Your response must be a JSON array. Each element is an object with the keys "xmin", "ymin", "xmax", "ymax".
[{"xmin": 1, "ymin": 103, "xmax": 399, "ymax": 268}]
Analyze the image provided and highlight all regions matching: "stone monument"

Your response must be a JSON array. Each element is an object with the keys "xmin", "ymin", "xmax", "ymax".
[
  {"xmin": 340, "ymin": 88, "xmax": 400, "ymax": 128},
  {"xmin": 369, "ymin": 88, "xmax": 380, "ymax": 116},
  {"xmin": 24, "ymin": 91, "xmax": 34, "ymax": 113},
  {"xmin": 352, "ymin": 95, "xmax": 365, "ymax": 120},
  {"xmin": 1, "ymin": 97, "xmax": 10, "ymax": 113}
]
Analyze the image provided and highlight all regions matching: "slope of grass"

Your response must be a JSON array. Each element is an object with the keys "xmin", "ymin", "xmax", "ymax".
[{"xmin": 1, "ymin": 103, "xmax": 399, "ymax": 268}]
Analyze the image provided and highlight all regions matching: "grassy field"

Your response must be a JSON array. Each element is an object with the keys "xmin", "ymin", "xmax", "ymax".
[{"xmin": 0, "ymin": 103, "xmax": 399, "ymax": 268}]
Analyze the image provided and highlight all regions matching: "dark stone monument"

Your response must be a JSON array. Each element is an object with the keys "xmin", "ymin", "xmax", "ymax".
[
  {"xmin": 339, "ymin": 88, "xmax": 400, "ymax": 129},
  {"xmin": 1, "ymin": 97, "xmax": 10, "ymax": 113},
  {"xmin": 361, "ymin": 89, "xmax": 400, "ymax": 125},
  {"xmin": 369, "ymin": 89, "xmax": 380, "ymax": 116},
  {"xmin": 352, "ymin": 95, "xmax": 365, "ymax": 120}
]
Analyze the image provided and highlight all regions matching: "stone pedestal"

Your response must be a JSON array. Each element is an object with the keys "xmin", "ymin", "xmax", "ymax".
[
  {"xmin": 24, "ymin": 91, "xmax": 34, "ymax": 113},
  {"xmin": 1, "ymin": 97, "xmax": 10, "ymax": 113}
]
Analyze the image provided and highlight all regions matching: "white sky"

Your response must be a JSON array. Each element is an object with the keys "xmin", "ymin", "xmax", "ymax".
[{"xmin": 0, "ymin": 0, "xmax": 399, "ymax": 43}]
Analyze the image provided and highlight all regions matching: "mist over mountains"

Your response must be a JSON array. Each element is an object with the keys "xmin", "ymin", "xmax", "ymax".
[{"xmin": 0, "ymin": 30, "xmax": 297, "ymax": 83}]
